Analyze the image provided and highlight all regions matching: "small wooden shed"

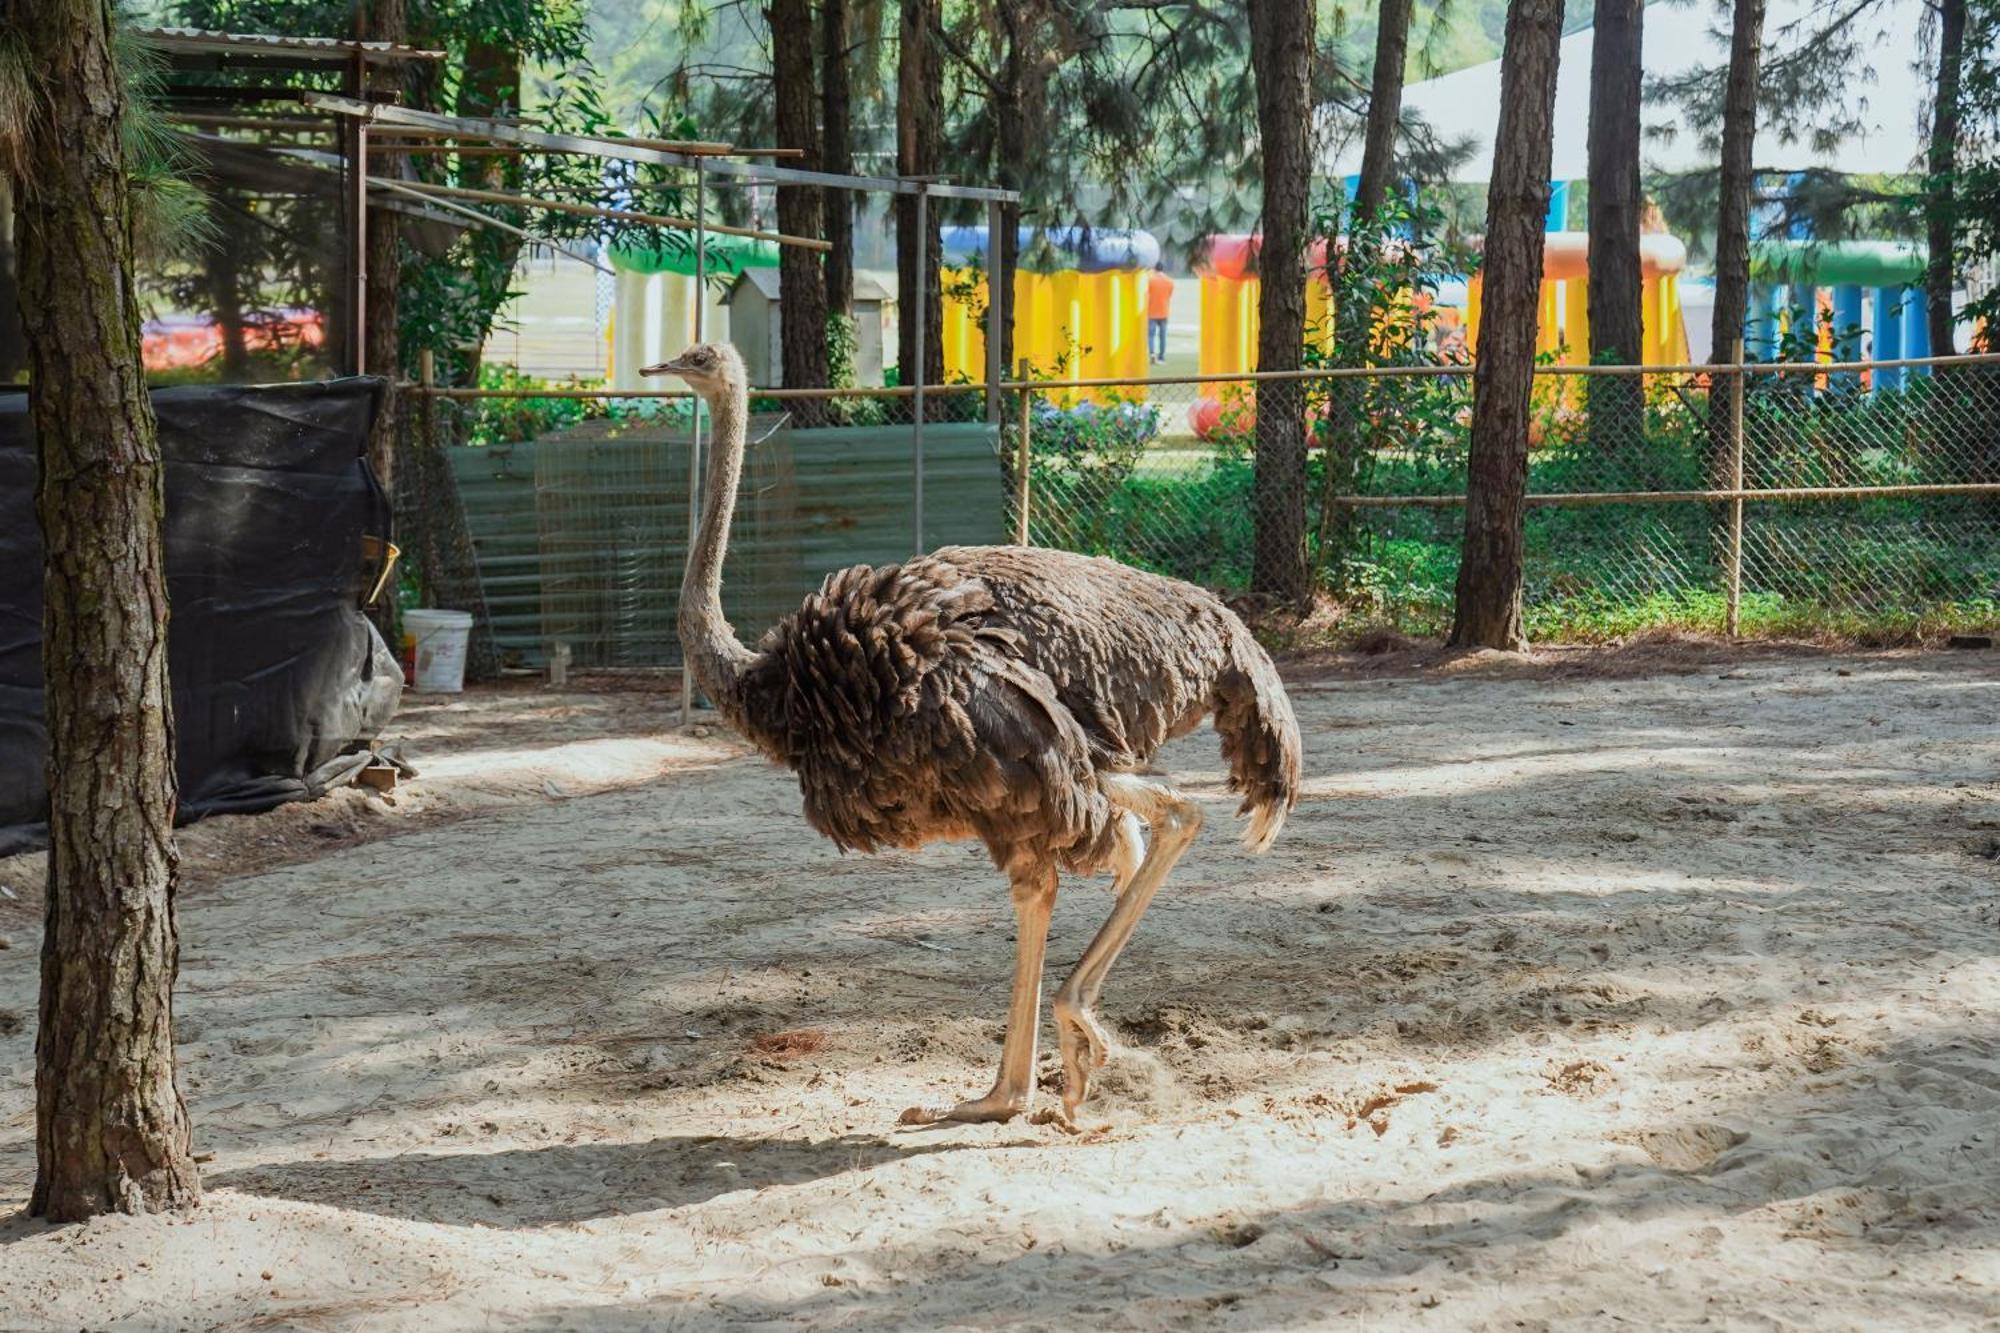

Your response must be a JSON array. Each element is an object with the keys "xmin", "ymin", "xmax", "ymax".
[{"xmin": 726, "ymin": 268, "xmax": 893, "ymax": 388}]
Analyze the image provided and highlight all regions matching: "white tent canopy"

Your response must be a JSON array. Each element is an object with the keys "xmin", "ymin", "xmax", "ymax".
[{"xmin": 1326, "ymin": 0, "xmax": 1935, "ymax": 183}]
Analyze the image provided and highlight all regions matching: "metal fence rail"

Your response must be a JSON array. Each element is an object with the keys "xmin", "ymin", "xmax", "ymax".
[{"xmin": 396, "ymin": 352, "xmax": 2000, "ymax": 675}]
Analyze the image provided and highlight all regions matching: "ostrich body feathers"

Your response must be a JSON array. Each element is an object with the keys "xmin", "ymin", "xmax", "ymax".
[{"xmin": 710, "ymin": 544, "xmax": 1301, "ymax": 874}]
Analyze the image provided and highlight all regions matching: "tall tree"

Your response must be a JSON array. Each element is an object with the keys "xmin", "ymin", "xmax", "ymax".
[
  {"xmin": 1247, "ymin": 0, "xmax": 1314, "ymax": 604},
  {"xmin": 1321, "ymin": 0, "xmax": 1414, "ymax": 583},
  {"xmin": 0, "ymin": 177, "xmax": 23, "ymax": 381},
  {"xmin": 897, "ymin": 0, "xmax": 944, "ymax": 402},
  {"xmin": 772, "ymin": 0, "xmax": 829, "ymax": 419},
  {"xmin": 1705, "ymin": 0, "xmax": 1765, "ymax": 479},
  {"xmin": 820, "ymin": 0, "xmax": 855, "ymax": 326},
  {"xmin": 1925, "ymin": 0, "xmax": 1968, "ymax": 357},
  {"xmin": 361, "ymin": 0, "xmax": 405, "ymax": 503},
  {"xmin": 1353, "ymin": 0, "xmax": 1413, "ymax": 219},
  {"xmin": 1450, "ymin": 0, "xmax": 1566, "ymax": 650},
  {"xmin": 1585, "ymin": 0, "xmax": 1644, "ymax": 446},
  {"xmin": 11, "ymin": 0, "xmax": 199, "ymax": 1222}
]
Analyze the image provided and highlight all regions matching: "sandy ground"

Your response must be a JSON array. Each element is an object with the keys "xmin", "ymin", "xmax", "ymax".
[{"xmin": 3, "ymin": 648, "xmax": 1999, "ymax": 1330}]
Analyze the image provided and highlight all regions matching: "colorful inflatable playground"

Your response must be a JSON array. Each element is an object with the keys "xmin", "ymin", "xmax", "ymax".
[
  {"xmin": 599, "ymin": 213, "xmax": 1937, "ymax": 420},
  {"xmin": 1745, "ymin": 239, "xmax": 1934, "ymax": 390},
  {"xmin": 939, "ymin": 225, "xmax": 1162, "ymax": 397}
]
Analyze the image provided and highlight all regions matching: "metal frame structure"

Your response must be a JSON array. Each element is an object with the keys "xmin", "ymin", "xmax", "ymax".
[
  {"xmin": 306, "ymin": 92, "xmax": 1019, "ymax": 715},
  {"xmin": 305, "ymin": 92, "xmax": 1019, "ymax": 557}
]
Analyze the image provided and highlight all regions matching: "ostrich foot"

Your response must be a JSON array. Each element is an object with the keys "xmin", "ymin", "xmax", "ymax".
[
  {"xmin": 898, "ymin": 1090, "xmax": 1029, "ymax": 1126},
  {"xmin": 1054, "ymin": 1000, "xmax": 1112, "ymax": 1116}
]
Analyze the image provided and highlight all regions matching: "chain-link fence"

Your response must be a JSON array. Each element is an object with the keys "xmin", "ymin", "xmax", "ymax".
[
  {"xmin": 1009, "ymin": 355, "xmax": 2000, "ymax": 639},
  {"xmin": 393, "ymin": 352, "xmax": 2000, "ymax": 680}
]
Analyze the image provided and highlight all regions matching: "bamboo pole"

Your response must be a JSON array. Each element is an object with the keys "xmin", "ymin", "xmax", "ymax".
[
  {"xmin": 368, "ymin": 175, "xmax": 832, "ymax": 252},
  {"xmin": 1015, "ymin": 362, "xmax": 1033, "ymax": 545},
  {"xmin": 1726, "ymin": 341, "xmax": 1746, "ymax": 636}
]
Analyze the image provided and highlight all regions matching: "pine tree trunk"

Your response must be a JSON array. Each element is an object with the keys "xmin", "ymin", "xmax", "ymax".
[
  {"xmin": 1925, "ymin": 0, "xmax": 1966, "ymax": 359},
  {"xmin": 0, "ymin": 175, "xmax": 28, "ymax": 382},
  {"xmin": 897, "ymin": 0, "xmax": 944, "ymax": 412},
  {"xmin": 1321, "ymin": 0, "xmax": 1413, "ymax": 580},
  {"xmin": 820, "ymin": 0, "xmax": 854, "ymax": 326},
  {"xmin": 993, "ymin": 54, "xmax": 1028, "ymax": 381},
  {"xmin": 361, "ymin": 0, "xmax": 405, "ymax": 502},
  {"xmin": 1705, "ymin": 0, "xmax": 1765, "ymax": 483},
  {"xmin": 1585, "ymin": 0, "xmax": 1644, "ymax": 451},
  {"xmin": 1449, "ymin": 0, "xmax": 1566, "ymax": 651},
  {"xmin": 17, "ymin": 0, "xmax": 199, "ymax": 1223},
  {"xmin": 453, "ymin": 36, "xmax": 521, "ymax": 394},
  {"xmin": 1247, "ymin": 0, "xmax": 1313, "ymax": 604},
  {"xmin": 205, "ymin": 199, "xmax": 251, "ymax": 381},
  {"xmin": 773, "ymin": 0, "xmax": 828, "ymax": 423},
  {"xmin": 1353, "ymin": 0, "xmax": 1412, "ymax": 220}
]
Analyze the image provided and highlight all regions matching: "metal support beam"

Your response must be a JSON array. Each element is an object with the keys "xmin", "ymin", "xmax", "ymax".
[
  {"xmin": 302, "ymin": 93, "xmax": 1020, "ymax": 203},
  {"xmin": 912, "ymin": 186, "xmax": 928, "ymax": 556},
  {"xmin": 683, "ymin": 164, "xmax": 707, "ymax": 727}
]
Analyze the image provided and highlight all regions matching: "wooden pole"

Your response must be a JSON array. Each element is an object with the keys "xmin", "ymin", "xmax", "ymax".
[
  {"xmin": 1726, "ymin": 338, "xmax": 1746, "ymax": 636},
  {"xmin": 1015, "ymin": 361, "xmax": 1033, "ymax": 545}
]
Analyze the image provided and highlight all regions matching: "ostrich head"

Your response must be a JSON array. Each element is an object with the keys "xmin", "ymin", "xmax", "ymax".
[{"xmin": 640, "ymin": 342, "xmax": 744, "ymax": 397}]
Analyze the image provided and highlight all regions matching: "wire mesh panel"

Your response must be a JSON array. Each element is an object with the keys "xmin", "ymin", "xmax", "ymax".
[
  {"xmin": 1003, "ymin": 356, "xmax": 2000, "ymax": 639},
  {"xmin": 398, "ymin": 357, "xmax": 2000, "ymax": 659},
  {"xmin": 401, "ymin": 390, "xmax": 1009, "ymax": 669}
]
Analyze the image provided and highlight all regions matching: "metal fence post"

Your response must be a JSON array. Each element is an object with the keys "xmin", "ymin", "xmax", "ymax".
[
  {"xmin": 912, "ymin": 184, "xmax": 929, "ymax": 556},
  {"xmin": 683, "ymin": 163, "xmax": 706, "ymax": 725},
  {"xmin": 1726, "ymin": 339, "xmax": 1746, "ymax": 637},
  {"xmin": 1014, "ymin": 361, "xmax": 1033, "ymax": 545}
]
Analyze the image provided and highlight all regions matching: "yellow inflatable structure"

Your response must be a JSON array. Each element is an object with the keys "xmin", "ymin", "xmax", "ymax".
[
  {"xmin": 1466, "ymin": 232, "xmax": 1690, "ymax": 365},
  {"xmin": 938, "ymin": 226, "xmax": 1160, "ymax": 400}
]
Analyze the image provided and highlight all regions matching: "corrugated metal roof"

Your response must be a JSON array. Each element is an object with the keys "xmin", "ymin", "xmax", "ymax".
[{"xmin": 137, "ymin": 27, "xmax": 446, "ymax": 62}]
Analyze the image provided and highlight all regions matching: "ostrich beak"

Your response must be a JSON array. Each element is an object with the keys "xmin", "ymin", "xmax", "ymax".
[{"xmin": 639, "ymin": 354, "xmax": 695, "ymax": 377}]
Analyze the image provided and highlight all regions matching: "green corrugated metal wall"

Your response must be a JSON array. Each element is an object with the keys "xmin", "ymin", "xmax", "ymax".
[{"xmin": 449, "ymin": 421, "xmax": 1005, "ymax": 667}]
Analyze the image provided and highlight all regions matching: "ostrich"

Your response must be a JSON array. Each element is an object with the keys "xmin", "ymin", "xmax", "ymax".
[{"xmin": 648, "ymin": 342, "xmax": 1301, "ymax": 1124}]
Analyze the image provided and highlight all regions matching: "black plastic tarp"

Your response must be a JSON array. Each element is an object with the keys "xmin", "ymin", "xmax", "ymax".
[{"xmin": 0, "ymin": 378, "xmax": 401, "ymax": 855}]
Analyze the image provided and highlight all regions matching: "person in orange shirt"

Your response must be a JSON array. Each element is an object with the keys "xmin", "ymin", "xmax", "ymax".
[{"xmin": 1146, "ymin": 262, "xmax": 1174, "ymax": 364}]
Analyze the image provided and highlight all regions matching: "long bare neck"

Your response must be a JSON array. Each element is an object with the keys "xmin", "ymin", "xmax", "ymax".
[{"xmin": 680, "ymin": 378, "xmax": 756, "ymax": 706}]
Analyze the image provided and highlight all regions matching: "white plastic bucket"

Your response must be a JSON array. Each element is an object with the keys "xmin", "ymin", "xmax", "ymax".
[{"xmin": 405, "ymin": 608, "xmax": 473, "ymax": 693}]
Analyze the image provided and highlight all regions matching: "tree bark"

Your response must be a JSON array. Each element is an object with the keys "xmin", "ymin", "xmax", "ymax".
[
  {"xmin": 1320, "ymin": 0, "xmax": 1414, "ymax": 581},
  {"xmin": 16, "ymin": 0, "xmax": 199, "ymax": 1223},
  {"xmin": 452, "ymin": 34, "xmax": 520, "ymax": 393},
  {"xmin": 1925, "ymin": 0, "xmax": 1966, "ymax": 358},
  {"xmin": 992, "ymin": 47, "xmax": 1028, "ymax": 383},
  {"xmin": 1353, "ymin": 0, "xmax": 1412, "ymax": 221},
  {"xmin": 897, "ymin": 0, "xmax": 944, "ymax": 410},
  {"xmin": 0, "ymin": 174, "xmax": 25, "ymax": 382},
  {"xmin": 1585, "ymin": 0, "xmax": 1644, "ymax": 449},
  {"xmin": 204, "ymin": 199, "xmax": 251, "ymax": 381},
  {"xmin": 1247, "ymin": 0, "xmax": 1313, "ymax": 604},
  {"xmin": 361, "ymin": 0, "xmax": 406, "ymax": 505},
  {"xmin": 820, "ymin": 0, "xmax": 854, "ymax": 327},
  {"xmin": 773, "ymin": 0, "xmax": 829, "ymax": 422},
  {"xmin": 1705, "ymin": 0, "xmax": 1765, "ymax": 482},
  {"xmin": 1449, "ymin": 0, "xmax": 1566, "ymax": 651}
]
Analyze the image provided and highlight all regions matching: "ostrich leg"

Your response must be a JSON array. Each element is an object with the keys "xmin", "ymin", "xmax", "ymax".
[
  {"xmin": 900, "ymin": 861, "xmax": 1058, "ymax": 1124},
  {"xmin": 1052, "ymin": 774, "xmax": 1203, "ymax": 1117}
]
